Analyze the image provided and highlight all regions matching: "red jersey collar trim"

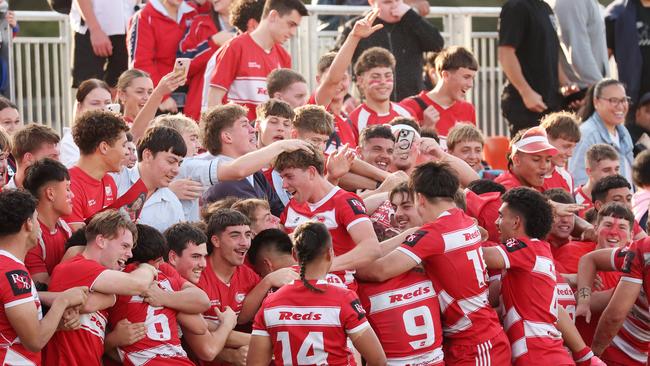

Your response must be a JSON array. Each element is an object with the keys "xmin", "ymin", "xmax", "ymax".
[{"xmin": 308, "ymin": 186, "xmax": 341, "ymax": 211}]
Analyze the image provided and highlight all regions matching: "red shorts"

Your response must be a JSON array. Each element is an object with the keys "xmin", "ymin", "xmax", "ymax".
[
  {"xmin": 444, "ymin": 330, "xmax": 511, "ymax": 366},
  {"xmin": 601, "ymin": 344, "xmax": 646, "ymax": 366}
]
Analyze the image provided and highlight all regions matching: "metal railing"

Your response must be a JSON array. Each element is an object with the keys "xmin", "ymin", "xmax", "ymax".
[
  {"xmin": 7, "ymin": 6, "xmax": 505, "ymax": 136},
  {"xmin": 9, "ymin": 11, "xmax": 71, "ymax": 134}
]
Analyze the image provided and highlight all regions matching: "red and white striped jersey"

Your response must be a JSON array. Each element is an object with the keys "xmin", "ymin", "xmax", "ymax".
[
  {"xmin": 494, "ymin": 237, "xmax": 573, "ymax": 365},
  {"xmin": 252, "ymin": 280, "xmax": 369, "ymax": 366},
  {"xmin": 108, "ymin": 263, "xmax": 193, "ymax": 366},
  {"xmin": 609, "ymin": 241, "xmax": 650, "ymax": 364},
  {"xmin": 348, "ymin": 102, "xmax": 412, "ymax": 137},
  {"xmin": 208, "ymin": 32, "xmax": 291, "ymax": 121},
  {"xmin": 397, "ymin": 208, "xmax": 503, "ymax": 345},
  {"xmin": 0, "ymin": 250, "xmax": 41, "ymax": 365},
  {"xmin": 357, "ymin": 269, "xmax": 444, "ymax": 365},
  {"xmin": 281, "ymin": 186, "xmax": 370, "ymax": 289}
]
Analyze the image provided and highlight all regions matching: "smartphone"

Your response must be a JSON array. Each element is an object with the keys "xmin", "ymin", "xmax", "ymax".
[
  {"xmin": 174, "ymin": 58, "xmax": 191, "ymax": 79},
  {"xmin": 396, "ymin": 129, "xmax": 415, "ymax": 152},
  {"xmin": 105, "ymin": 103, "xmax": 121, "ymax": 114}
]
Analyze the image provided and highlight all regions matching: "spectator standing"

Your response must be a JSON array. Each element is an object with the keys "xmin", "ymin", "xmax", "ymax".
[
  {"xmin": 333, "ymin": 0, "xmax": 444, "ymax": 101},
  {"xmin": 70, "ymin": 0, "xmax": 135, "ymax": 88},
  {"xmin": 627, "ymin": 92, "xmax": 650, "ymax": 154},
  {"xmin": 128, "ymin": 0, "xmax": 197, "ymax": 113},
  {"xmin": 545, "ymin": 0, "xmax": 608, "ymax": 92},
  {"xmin": 498, "ymin": 0, "xmax": 566, "ymax": 135},
  {"xmin": 205, "ymin": 0, "xmax": 308, "ymax": 121},
  {"xmin": 569, "ymin": 79, "xmax": 634, "ymax": 187},
  {"xmin": 605, "ymin": 0, "xmax": 650, "ymax": 106},
  {"xmin": 178, "ymin": 0, "xmax": 237, "ymax": 121}
]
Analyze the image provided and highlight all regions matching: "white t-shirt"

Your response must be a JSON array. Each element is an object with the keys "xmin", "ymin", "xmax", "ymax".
[{"xmin": 70, "ymin": 0, "xmax": 137, "ymax": 36}]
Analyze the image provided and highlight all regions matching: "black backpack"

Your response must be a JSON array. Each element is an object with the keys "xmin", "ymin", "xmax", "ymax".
[{"xmin": 47, "ymin": 0, "xmax": 72, "ymax": 14}]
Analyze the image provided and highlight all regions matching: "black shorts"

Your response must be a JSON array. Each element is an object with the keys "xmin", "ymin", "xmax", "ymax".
[{"xmin": 72, "ymin": 31, "xmax": 128, "ymax": 88}]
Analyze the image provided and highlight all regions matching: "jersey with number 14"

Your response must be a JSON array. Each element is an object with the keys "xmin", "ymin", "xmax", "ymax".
[
  {"xmin": 252, "ymin": 280, "xmax": 369, "ymax": 366},
  {"xmin": 397, "ymin": 208, "xmax": 502, "ymax": 345},
  {"xmin": 108, "ymin": 263, "xmax": 193, "ymax": 366}
]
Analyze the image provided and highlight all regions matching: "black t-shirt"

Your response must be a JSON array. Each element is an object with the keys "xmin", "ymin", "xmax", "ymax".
[{"xmin": 498, "ymin": 0, "xmax": 561, "ymax": 110}]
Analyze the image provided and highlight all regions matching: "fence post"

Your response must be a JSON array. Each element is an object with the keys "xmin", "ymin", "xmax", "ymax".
[{"xmin": 448, "ymin": 13, "xmax": 473, "ymax": 51}]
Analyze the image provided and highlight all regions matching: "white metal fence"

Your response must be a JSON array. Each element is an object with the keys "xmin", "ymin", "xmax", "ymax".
[
  {"xmin": 10, "ymin": 11, "xmax": 71, "ymax": 134},
  {"xmin": 8, "ymin": 6, "xmax": 506, "ymax": 136}
]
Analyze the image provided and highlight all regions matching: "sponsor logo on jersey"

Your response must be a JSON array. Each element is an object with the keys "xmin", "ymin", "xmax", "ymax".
[
  {"xmin": 350, "ymin": 299, "xmax": 366, "ymax": 320},
  {"xmin": 248, "ymin": 62, "xmax": 261, "ymax": 69},
  {"xmin": 503, "ymin": 238, "xmax": 528, "ymax": 252},
  {"xmin": 347, "ymin": 198, "xmax": 366, "ymax": 215},
  {"xmin": 266, "ymin": 306, "xmax": 342, "ymax": 327},
  {"xmin": 369, "ymin": 280, "xmax": 436, "ymax": 313},
  {"xmin": 278, "ymin": 311, "xmax": 323, "ymax": 321},
  {"xmin": 442, "ymin": 225, "xmax": 482, "ymax": 252},
  {"xmin": 235, "ymin": 292, "xmax": 246, "ymax": 303},
  {"xmin": 88, "ymin": 199, "xmax": 97, "ymax": 207},
  {"xmin": 403, "ymin": 230, "xmax": 427, "ymax": 247},
  {"xmin": 6, "ymin": 270, "xmax": 31, "ymax": 296}
]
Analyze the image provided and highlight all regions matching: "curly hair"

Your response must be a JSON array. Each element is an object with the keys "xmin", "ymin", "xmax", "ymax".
[
  {"xmin": 501, "ymin": 187, "xmax": 553, "ymax": 239},
  {"xmin": 73, "ymin": 110, "xmax": 129, "ymax": 155},
  {"xmin": 230, "ymin": 0, "xmax": 264, "ymax": 32}
]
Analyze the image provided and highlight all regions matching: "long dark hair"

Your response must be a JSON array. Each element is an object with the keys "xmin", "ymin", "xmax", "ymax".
[
  {"xmin": 577, "ymin": 78, "xmax": 624, "ymax": 122},
  {"xmin": 292, "ymin": 221, "xmax": 332, "ymax": 293}
]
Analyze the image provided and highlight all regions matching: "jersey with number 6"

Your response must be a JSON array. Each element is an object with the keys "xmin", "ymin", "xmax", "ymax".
[
  {"xmin": 108, "ymin": 263, "xmax": 193, "ymax": 366},
  {"xmin": 493, "ymin": 237, "xmax": 573, "ymax": 365},
  {"xmin": 0, "ymin": 250, "xmax": 42, "ymax": 365},
  {"xmin": 252, "ymin": 280, "xmax": 370, "ymax": 366},
  {"xmin": 396, "ymin": 208, "xmax": 502, "ymax": 345},
  {"xmin": 357, "ymin": 268, "xmax": 444, "ymax": 365}
]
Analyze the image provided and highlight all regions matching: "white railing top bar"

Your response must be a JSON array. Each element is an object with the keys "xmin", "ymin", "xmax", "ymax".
[
  {"xmin": 304, "ymin": 5, "xmax": 501, "ymax": 17},
  {"xmin": 13, "ymin": 11, "xmax": 68, "ymax": 22}
]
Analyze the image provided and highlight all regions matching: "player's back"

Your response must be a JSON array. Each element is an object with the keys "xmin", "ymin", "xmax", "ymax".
[
  {"xmin": 357, "ymin": 268, "xmax": 444, "ymax": 365},
  {"xmin": 397, "ymin": 208, "xmax": 502, "ymax": 345},
  {"xmin": 252, "ymin": 280, "xmax": 369, "ymax": 366},
  {"xmin": 108, "ymin": 264, "xmax": 192, "ymax": 366}
]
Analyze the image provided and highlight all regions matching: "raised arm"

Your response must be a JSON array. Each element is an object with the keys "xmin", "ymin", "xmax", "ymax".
[
  {"xmin": 315, "ymin": 10, "xmax": 383, "ymax": 106},
  {"xmin": 330, "ymin": 220, "xmax": 381, "ymax": 272},
  {"xmin": 575, "ymin": 249, "xmax": 617, "ymax": 323},
  {"xmin": 92, "ymin": 264, "xmax": 157, "ymax": 296}
]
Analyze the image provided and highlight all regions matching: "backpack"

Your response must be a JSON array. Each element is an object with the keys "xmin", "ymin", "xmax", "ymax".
[{"xmin": 47, "ymin": 0, "xmax": 72, "ymax": 14}]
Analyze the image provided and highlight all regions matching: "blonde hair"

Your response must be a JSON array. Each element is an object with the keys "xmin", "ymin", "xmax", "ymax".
[
  {"xmin": 446, "ymin": 123, "xmax": 484, "ymax": 151},
  {"xmin": 153, "ymin": 113, "xmax": 200, "ymax": 136}
]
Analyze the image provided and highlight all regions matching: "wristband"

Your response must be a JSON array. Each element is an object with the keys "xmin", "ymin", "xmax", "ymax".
[{"xmin": 573, "ymin": 346, "xmax": 594, "ymax": 363}]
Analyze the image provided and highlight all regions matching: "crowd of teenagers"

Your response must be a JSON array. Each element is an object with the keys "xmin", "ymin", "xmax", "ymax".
[{"xmin": 1, "ymin": 0, "xmax": 650, "ymax": 364}]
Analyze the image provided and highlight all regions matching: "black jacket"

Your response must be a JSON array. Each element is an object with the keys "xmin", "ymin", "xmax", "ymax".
[{"xmin": 334, "ymin": 9, "xmax": 444, "ymax": 101}]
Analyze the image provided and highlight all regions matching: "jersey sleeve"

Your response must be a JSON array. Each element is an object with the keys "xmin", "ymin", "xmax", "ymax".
[
  {"xmin": 612, "ymin": 244, "xmax": 643, "ymax": 283},
  {"xmin": 340, "ymin": 290, "xmax": 370, "ymax": 335},
  {"xmin": 49, "ymin": 258, "xmax": 107, "ymax": 292},
  {"xmin": 209, "ymin": 39, "xmax": 241, "ymax": 91},
  {"xmin": 159, "ymin": 263, "xmax": 188, "ymax": 291},
  {"xmin": 397, "ymin": 229, "xmax": 443, "ymax": 264},
  {"xmin": 251, "ymin": 300, "xmax": 269, "ymax": 337},
  {"xmin": 25, "ymin": 244, "xmax": 47, "ymax": 276},
  {"xmin": 1, "ymin": 264, "xmax": 36, "ymax": 309},
  {"xmin": 336, "ymin": 193, "xmax": 371, "ymax": 232},
  {"xmin": 494, "ymin": 239, "xmax": 536, "ymax": 271}
]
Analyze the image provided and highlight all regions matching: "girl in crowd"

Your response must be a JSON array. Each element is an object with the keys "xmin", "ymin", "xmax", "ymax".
[
  {"xmin": 116, "ymin": 69, "xmax": 154, "ymax": 125},
  {"xmin": 61, "ymin": 79, "xmax": 112, "ymax": 167},
  {"xmin": 570, "ymin": 79, "xmax": 634, "ymax": 186},
  {"xmin": 248, "ymin": 221, "xmax": 386, "ymax": 366}
]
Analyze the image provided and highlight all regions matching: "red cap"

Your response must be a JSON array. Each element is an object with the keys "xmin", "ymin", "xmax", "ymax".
[{"xmin": 511, "ymin": 126, "xmax": 558, "ymax": 156}]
